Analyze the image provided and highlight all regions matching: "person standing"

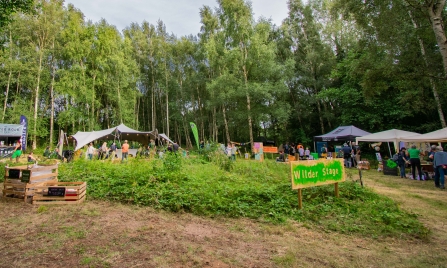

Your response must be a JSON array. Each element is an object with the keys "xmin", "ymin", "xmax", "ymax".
[
  {"xmin": 173, "ymin": 141, "xmax": 179, "ymax": 153},
  {"xmin": 407, "ymin": 145, "xmax": 424, "ymax": 180},
  {"xmin": 397, "ymin": 147, "xmax": 409, "ymax": 178},
  {"xmin": 428, "ymin": 145, "xmax": 438, "ymax": 183},
  {"xmin": 226, "ymin": 143, "xmax": 232, "ymax": 159},
  {"xmin": 298, "ymin": 146, "xmax": 304, "ymax": 160},
  {"xmin": 433, "ymin": 146, "xmax": 447, "ymax": 189},
  {"xmin": 10, "ymin": 140, "xmax": 22, "ymax": 163},
  {"xmin": 342, "ymin": 143, "xmax": 352, "ymax": 168},
  {"xmin": 320, "ymin": 144, "xmax": 328, "ymax": 159},
  {"xmin": 304, "ymin": 147, "xmax": 310, "ymax": 159},
  {"xmin": 99, "ymin": 142, "xmax": 108, "ymax": 159},
  {"xmin": 121, "ymin": 140, "xmax": 129, "ymax": 162},
  {"xmin": 231, "ymin": 143, "xmax": 237, "ymax": 161},
  {"xmin": 87, "ymin": 143, "xmax": 95, "ymax": 160},
  {"xmin": 352, "ymin": 142, "xmax": 361, "ymax": 167},
  {"xmin": 110, "ymin": 142, "xmax": 117, "ymax": 160}
]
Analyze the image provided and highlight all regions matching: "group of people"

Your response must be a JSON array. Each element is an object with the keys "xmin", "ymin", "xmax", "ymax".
[
  {"xmin": 277, "ymin": 143, "xmax": 311, "ymax": 162},
  {"xmin": 86, "ymin": 141, "xmax": 123, "ymax": 161},
  {"xmin": 225, "ymin": 143, "xmax": 238, "ymax": 160},
  {"xmin": 85, "ymin": 139, "xmax": 183, "ymax": 161},
  {"xmin": 340, "ymin": 143, "xmax": 361, "ymax": 168},
  {"xmin": 396, "ymin": 145, "xmax": 445, "ymax": 189}
]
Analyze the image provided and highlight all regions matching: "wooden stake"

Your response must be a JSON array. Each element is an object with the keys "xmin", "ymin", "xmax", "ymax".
[
  {"xmin": 298, "ymin": 188, "xmax": 302, "ymax": 209},
  {"xmin": 334, "ymin": 183, "xmax": 339, "ymax": 198}
]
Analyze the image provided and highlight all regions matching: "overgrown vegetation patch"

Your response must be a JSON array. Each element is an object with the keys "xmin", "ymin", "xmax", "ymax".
[{"xmin": 56, "ymin": 154, "xmax": 428, "ymax": 239}]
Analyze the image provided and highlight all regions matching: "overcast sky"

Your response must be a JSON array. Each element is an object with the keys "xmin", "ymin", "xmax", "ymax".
[{"xmin": 65, "ymin": 0, "xmax": 289, "ymax": 36}]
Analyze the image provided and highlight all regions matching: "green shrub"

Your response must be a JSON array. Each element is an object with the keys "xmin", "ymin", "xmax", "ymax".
[{"xmin": 57, "ymin": 158, "xmax": 428, "ymax": 239}]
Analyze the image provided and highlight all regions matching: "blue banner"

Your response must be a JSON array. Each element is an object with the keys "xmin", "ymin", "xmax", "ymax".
[{"xmin": 20, "ymin": 115, "xmax": 28, "ymax": 151}]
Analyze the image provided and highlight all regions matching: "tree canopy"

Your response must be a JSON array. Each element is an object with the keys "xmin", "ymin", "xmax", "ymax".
[{"xmin": 1, "ymin": 0, "xmax": 447, "ymax": 149}]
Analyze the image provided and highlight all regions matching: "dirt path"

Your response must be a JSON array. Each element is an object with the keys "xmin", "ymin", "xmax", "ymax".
[{"xmin": 1, "ymin": 172, "xmax": 446, "ymax": 268}]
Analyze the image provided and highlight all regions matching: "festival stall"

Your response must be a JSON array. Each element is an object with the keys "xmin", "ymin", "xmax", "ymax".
[
  {"xmin": 313, "ymin": 126, "xmax": 371, "ymax": 157},
  {"xmin": 356, "ymin": 129, "xmax": 421, "ymax": 175},
  {"xmin": 399, "ymin": 127, "xmax": 447, "ymax": 142},
  {"xmin": 71, "ymin": 124, "xmax": 157, "ymax": 151},
  {"xmin": 0, "ymin": 123, "xmax": 23, "ymax": 158},
  {"xmin": 356, "ymin": 129, "xmax": 421, "ymax": 155},
  {"xmin": 314, "ymin": 125, "xmax": 371, "ymax": 142}
]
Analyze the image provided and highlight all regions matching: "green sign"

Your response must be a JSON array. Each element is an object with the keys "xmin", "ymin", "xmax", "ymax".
[
  {"xmin": 21, "ymin": 170, "xmax": 31, "ymax": 183},
  {"xmin": 291, "ymin": 159, "xmax": 345, "ymax": 189}
]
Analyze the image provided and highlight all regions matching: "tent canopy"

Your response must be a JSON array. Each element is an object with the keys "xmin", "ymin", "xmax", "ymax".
[
  {"xmin": 158, "ymin": 133, "xmax": 174, "ymax": 145},
  {"xmin": 356, "ymin": 129, "xmax": 420, "ymax": 144},
  {"xmin": 72, "ymin": 124, "xmax": 156, "ymax": 151},
  {"xmin": 314, "ymin": 125, "xmax": 371, "ymax": 142},
  {"xmin": 399, "ymin": 127, "xmax": 447, "ymax": 142}
]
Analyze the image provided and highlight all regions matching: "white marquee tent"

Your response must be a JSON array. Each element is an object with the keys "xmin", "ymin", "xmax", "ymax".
[
  {"xmin": 356, "ymin": 129, "xmax": 421, "ymax": 144},
  {"xmin": 71, "ymin": 124, "xmax": 156, "ymax": 151},
  {"xmin": 399, "ymin": 127, "xmax": 447, "ymax": 142}
]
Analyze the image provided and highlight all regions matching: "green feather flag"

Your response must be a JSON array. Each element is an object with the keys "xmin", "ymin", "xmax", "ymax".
[{"xmin": 190, "ymin": 122, "xmax": 199, "ymax": 149}]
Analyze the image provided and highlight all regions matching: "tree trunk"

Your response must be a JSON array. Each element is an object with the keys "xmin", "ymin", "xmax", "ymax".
[
  {"xmin": 316, "ymin": 100, "xmax": 325, "ymax": 134},
  {"xmin": 2, "ymin": 70, "xmax": 12, "ymax": 121},
  {"xmin": 222, "ymin": 105, "xmax": 231, "ymax": 143},
  {"xmin": 322, "ymin": 102, "xmax": 332, "ymax": 129},
  {"xmin": 241, "ymin": 41, "xmax": 254, "ymax": 151},
  {"xmin": 427, "ymin": 2, "xmax": 447, "ymax": 78},
  {"xmin": 183, "ymin": 119, "xmax": 192, "ymax": 148},
  {"xmin": 117, "ymin": 77, "xmax": 122, "ymax": 124},
  {"xmin": 409, "ymin": 9, "xmax": 447, "ymax": 128},
  {"xmin": 49, "ymin": 39, "xmax": 56, "ymax": 148},
  {"xmin": 49, "ymin": 63, "xmax": 56, "ymax": 147},
  {"xmin": 3, "ymin": 30, "xmax": 13, "ymax": 121},
  {"xmin": 32, "ymin": 51, "xmax": 44, "ymax": 150},
  {"xmin": 243, "ymin": 65, "xmax": 254, "ymax": 151},
  {"xmin": 91, "ymin": 74, "xmax": 96, "ymax": 130},
  {"xmin": 213, "ymin": 107, "xmax": 217, "ymax": 142},
  {"xmin": 12, "ymin": 72, "xmax": 21, "ymax": 115},
  {"xmin": 165, "ymin": 63, "xmax": 169, "ymax": 137}
]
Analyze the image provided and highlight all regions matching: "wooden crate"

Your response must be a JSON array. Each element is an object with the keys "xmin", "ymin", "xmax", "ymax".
[
  {"xmin": 2, "ymin": 164, "xmax": 58, "ymax": 203},
  {"xmin": 32, "ymin": 182, "xmax": 86, "ymax": 205}
]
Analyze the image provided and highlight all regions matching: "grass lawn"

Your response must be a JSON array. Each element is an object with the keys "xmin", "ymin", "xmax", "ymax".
[{"xmin": 1, "ymin": 156, "xmax": 446, "ymax": 267}]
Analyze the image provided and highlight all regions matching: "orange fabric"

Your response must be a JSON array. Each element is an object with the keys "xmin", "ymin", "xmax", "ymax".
[{"xmin": 122, "ymin": 143, "xmax": 129, "ymax": 153}]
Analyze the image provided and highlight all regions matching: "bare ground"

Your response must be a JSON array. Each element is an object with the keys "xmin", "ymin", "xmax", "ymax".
[{"xmin": 1, "ymin": 170, "xmax": 446, "ymax": 268}]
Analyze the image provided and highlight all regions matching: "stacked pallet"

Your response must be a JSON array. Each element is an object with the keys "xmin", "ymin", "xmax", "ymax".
[
  {"xmin": 2, "ymin": 164, "xmax": 58, "ymax": 203},
  {"xmin": 32, "ymin": 182, "xmax": 86, "ymax": 205}
]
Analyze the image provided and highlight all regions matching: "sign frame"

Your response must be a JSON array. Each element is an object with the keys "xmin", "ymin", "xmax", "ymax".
[{"xmin": 290, "ymin": 159, "xmax": 346, "ymax": 209}]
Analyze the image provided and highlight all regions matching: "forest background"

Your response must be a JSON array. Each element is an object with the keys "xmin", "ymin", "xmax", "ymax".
[{"xmin": 2, "ymin": 0, "xmax": 447, "ymax": 150}]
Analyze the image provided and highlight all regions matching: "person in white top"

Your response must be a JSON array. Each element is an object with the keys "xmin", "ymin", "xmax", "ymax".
[
  {"xmin": 304, "ymin": 147, "xmax": 310, "ymax": 159},
  {"xmin": 87, "ymin": 143, "xmax": 95, "ymax": 160}
]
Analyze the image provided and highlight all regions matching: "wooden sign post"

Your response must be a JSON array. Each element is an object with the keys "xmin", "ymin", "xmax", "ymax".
[{"xmin": 290, "ymin": 159, "xmax": 345, "ymax": 209}]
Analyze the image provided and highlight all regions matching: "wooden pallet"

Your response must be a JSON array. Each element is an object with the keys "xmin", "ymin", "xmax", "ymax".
[
  {"xmin": 32, "ymin": 182, "xmax": 86, "ymax": 205},
  {"xmin": 2, "ymin": 164, "xmax": 58, "ymax": 203}
]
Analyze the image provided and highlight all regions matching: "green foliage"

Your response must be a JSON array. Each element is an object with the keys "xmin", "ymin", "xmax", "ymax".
[
  {"xmin": 58, "ymin": 158, "xmax": 428, "ymax": 239},
  {"xmin": 0, "ymin": 0, "xmax": 33, "ymax": 29}
]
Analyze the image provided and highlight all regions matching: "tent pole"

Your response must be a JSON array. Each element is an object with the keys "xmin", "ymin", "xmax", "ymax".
[
  {"xmin": 387, "ymin": 142, "xmax": 392, "ymax": 157},
  {"xmin": 314, "ymin": 141, "xmax": 316, "ymax": 153}
]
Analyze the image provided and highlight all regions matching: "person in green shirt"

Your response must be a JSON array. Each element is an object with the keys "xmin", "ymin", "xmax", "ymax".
[{"xmin": 407, "ymin": 145, "xmax": 424, "ymax": 180}]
